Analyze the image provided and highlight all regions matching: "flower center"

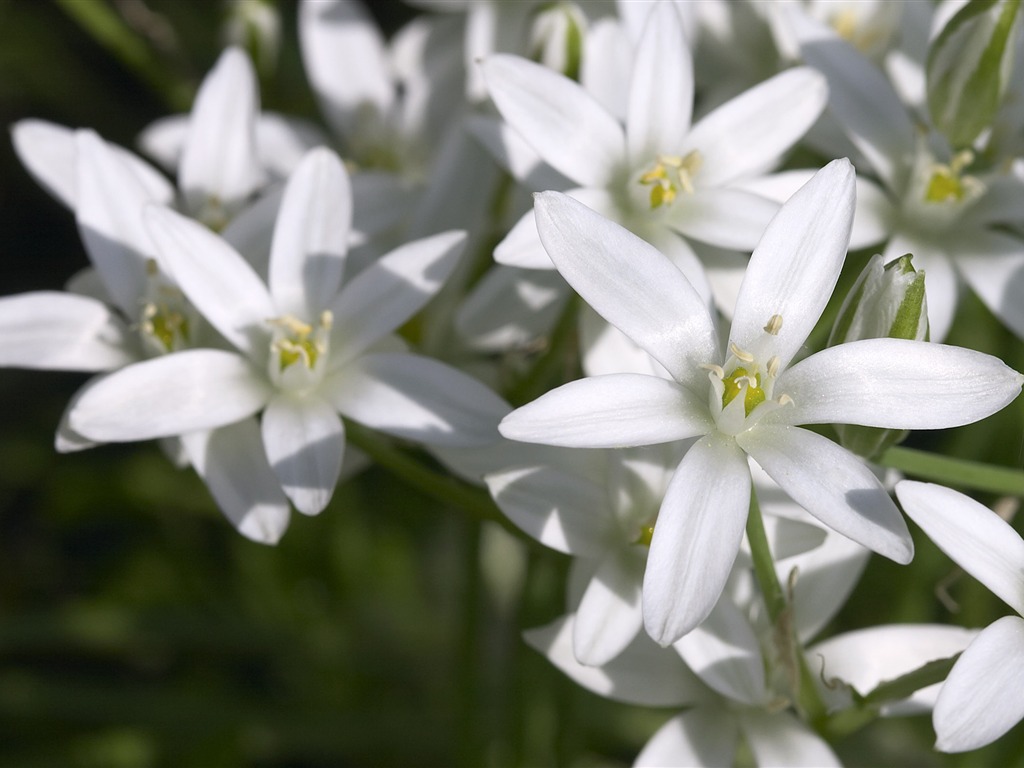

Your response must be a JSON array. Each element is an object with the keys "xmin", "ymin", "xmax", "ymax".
[
  {"xmin": 267, "ymin": 311, "xmax": 333, "ymax": 394},
  {"xmin": 721, "ymin": 366, "xmax": 766, "ymax": 416},
  {"xmin": 138, "ymin": 260, "xmax": 194, "ymax": 355},
  {"xmin": 638, "ymin": 151, "xmax": 702, "ymax": 209},
  {"xmin": 923, "ymin": 150, "xmax": 980, "ymax": 204}
]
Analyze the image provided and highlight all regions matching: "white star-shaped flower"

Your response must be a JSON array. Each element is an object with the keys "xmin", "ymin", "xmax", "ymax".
[{"xmin": 499, "ymin": 159, "xmax": 1024, "ymax": 645}]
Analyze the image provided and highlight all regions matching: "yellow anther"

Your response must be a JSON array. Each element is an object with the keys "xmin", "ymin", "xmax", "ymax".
[
  {"xmin": 831, "ymin": 8, "xmax": 859, "ymax": 42},
  {"xmin": 638, "ymin": 151, "xmax": 702, "ymax": 209},
  {"xmin": 635, "ymin": 525, "xmax": 656, "ymax": 547},
  {"xmin": 729, "ymin": 342, "xmax": 755, "ymax": 363},
  {"xmin": 140, "ymin": 301, "xmax": 190, "ymax": 352},
  {"xmin": 764, "ymin": 314, "xmax": 783, "ymax": 335},
  {"xmin": 269, "ymin": 312, "xmax": 332, "ymax": 372}
]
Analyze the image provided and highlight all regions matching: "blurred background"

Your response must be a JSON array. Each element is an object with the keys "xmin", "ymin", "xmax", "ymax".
[{"xmin": 2, "ymin": 1, "xmax": 1024, "ymax": 766}]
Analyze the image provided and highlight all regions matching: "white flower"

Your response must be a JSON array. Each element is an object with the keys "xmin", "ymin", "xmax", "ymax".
[
  {"xmin": 481, "ymin": 0, "xmax": 827, "ymax": 282},
  {"xmin": 499, "ymin": 159, "xmax": 1024, "ymax": 645},
  {"xmin": 66, "ymin": 147, "xmax": 507, "ymax": 522},
  {"xmin": 785, "ymin": 10, "xmax": 1024, "ymax": 342},
  {"xmin": 896, "ymin": 480, "xmax": 1024, "ymax": 752}
]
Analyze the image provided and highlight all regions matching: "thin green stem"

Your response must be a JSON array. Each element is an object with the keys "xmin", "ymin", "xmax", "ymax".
[
  {"xmin": 56, "ymin": 0, "xmax": 191, "ymax": 110},
  {"xmin": 745, "ymin": 489, "xmax": 786, "ymax": 624},
  {"xmin": 879, "ymin": 445, "xmax": 1024, "ymax": 497},
  {"xmin": 344, "ymin": 421, "xmax": 524, "ymax": 538}
]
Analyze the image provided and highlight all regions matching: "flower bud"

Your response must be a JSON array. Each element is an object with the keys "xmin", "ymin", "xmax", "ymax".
[
  {"xmin": 529, "ymin": 2, "xmax": 585, "ymax": 80},
  {"xmin": 829, "ymin": 253, "xmax": 929, "ymax": 459}
]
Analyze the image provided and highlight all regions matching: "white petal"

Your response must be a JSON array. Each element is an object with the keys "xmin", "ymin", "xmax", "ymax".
[
  {"xmin": 729, "ymin": 159, "xmax": 855, "ymax": 369},
  {"xmin": 255, "ymin": 112, "xmax": 330, "ymax": 180},
  {"xmin": 481, "ymin": 54, "xmax": 624, "ymax": 187},
  {"xmin": 486, "ymin": 461, "xmax": 613, "ymax": 557},
  {"xmin": 626, "ymin": 1, "xmax": 693, "ymax": 164},
  {"xmin": 299, "ymin": 0, "xmax": 393, "ymax": 141},
  {"xmin": 643, "ymin": 434, "xmax": 750, "ymax": 645},
  {"xmin": 685, "ymin": 67, "xmax": 826, "ymax": 187},
  {"xmin": 810, "ymin": 623, "xmax": 977, "ymax": 716},
  {"xmin": 182, "ymin": 419, "xmax": 290, "ymax": 544},
  {"xmin": 69, "ymin": 349, "xmax": 271, "ymax": 442},
  {"xmin": 75, "ymin": 130, "xmax": 159, "ymax": 315},
  {"xmin": 669, "ymin": 186, "xmax": 780, "ymax": 251},
  {"xmin": 787, "ymin": 9, "xmax": 916, "ymax": 190},
  {"xmin": 329, "ymin": 231, "xmax": 466, "ymax": 363},
  {"xmin": 634, "ymin": 708, "xmax": 739, "ymax": 768},
  {"xmin": 896, "ymin": 481, "xmax": 1024, "ymax": 616},
  {"xmin": 574, "ymin": 550, "xmax": 645, "ymax": 666},
  {"xmin": 351, "ymin": 171, "xmax": 417, "ymax": 241},
  {"xmin": 11, "ymin": 119, "xmax": 78, "ymax": 209},
  {"xmin": 534, "ymin": 192, "xmax": 719, "ymax": 390},
  {"xmin": 455, "ymin": 266, "xmax": 569, "ymax": 352},
  {"xmin": 269, "ymin": 147, "xmax": 351, "ymax": 318},
  {"xmin": 956, "ymin": 228, "xmax": 1024, "ymax": 342},
  {"xmin": 523, "ymin": 615, "xmax": 707, "ymax": 707},
  {"xmin": 776, "ymin": 338, "xmax": 1024, "ymax": 429},
  {"xmin": 136, "ymin": 114, "xmax": 186, "ymax": 172},
  {"xmin": 179, "ymin": 47, "xmax": 265, "ymax": 218},
  {"xmin": 933, "ymin": 617, "xmax": 1024, "ymax": 752},
  {"xmin": 0, "ymin": 292, "xmax": 135, "ymax": 370},
  {"xmin": 327, "ymin": 352, "xmax": 506, "ymax": 447},
  {"xmin": 144, "ymin": 205, "xmax": 275, "ymax": 357},
  {"xmin": 738, "ymin": 710, "xmax": 841, "ymax": 767},
  {"xmin": 580, "ymin": 18, "xmax": 632, "ymax": 121},
  {"xmin": 261, "ymin": 393, "xmax": 344, "ymax": 515},
  {"xmin": 499, "ymin": 374, "xmax": 711, "ymax": 449},
  {"xmin": 579, "ymin": 305, "xmax": 671, "ymax": 378},
  {"xmin": 465, "ymin": 114, "xmax": 570, "ymax": 192},
  {"xmin": 739, "ymin": 426, "xmax": 913, "ymax": 563},
  {"xmin": 674, "ymin": 594, "xmax": 767, "ymax": 706}
]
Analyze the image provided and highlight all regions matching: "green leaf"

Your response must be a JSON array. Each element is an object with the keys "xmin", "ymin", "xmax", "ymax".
[{"xmin": 927, "ymin": 0, "xmax": 1022, "ymax": 149}]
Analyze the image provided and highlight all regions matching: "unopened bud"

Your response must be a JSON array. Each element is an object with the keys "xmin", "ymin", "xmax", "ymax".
[
  {"xmin": 829, "ymin": 253, "xmax": 929, "ymax": 459},
  {"xmin": 529, "ymin": 2, "xmax": 585, "ymax": 80}
]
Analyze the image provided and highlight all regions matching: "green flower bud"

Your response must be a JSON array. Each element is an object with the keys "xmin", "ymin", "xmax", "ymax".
[
  {"xmin": 530, "ymin": 2, "xmax": 585, "ymax": 81},
  {"xmin": 829, "ymin": 253, "xmax": 929, "ymax": 459}
]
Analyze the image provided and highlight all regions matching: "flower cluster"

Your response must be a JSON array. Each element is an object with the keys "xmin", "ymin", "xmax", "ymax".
[{"xmin": 5, "ymin": 0, "xmax": 1024, "ymax": 763}]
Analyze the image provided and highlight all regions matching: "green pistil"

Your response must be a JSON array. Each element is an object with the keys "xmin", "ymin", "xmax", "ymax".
[
  {"xmin": 722, "ymin": 367, "xmax": 766, "ymax": 416},
  {"xmin": 142, "ymin": 303, "xmax": 189, "ymax": 352},
  {"xmin": 924, "ymin": 150, "xmax": 975, "ymax": 203}
]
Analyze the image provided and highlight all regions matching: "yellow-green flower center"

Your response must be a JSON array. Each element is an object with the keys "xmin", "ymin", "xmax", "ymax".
[
  {"xmin": 270, "ymin": 312, "xmax": 332, "ymax": 372},
  {"xmin": 141, "ymin": 302, "xmax": 190, "ymax": 352},
  {"xmin": 721, "ymin": 366, "xmax": 766, "ymax": 416},
  {"xmin": 924, "ymin": 150, "xmax": 978, "ymax": 203},
  {"xmin": 638, "ymin": 151, "xmax": 702, "ymax": 209}
]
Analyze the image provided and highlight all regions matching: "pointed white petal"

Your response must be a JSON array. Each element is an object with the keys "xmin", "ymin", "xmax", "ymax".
[
  {"xmin": 523, "ymin": 615, "xmax": 707, "ymax": 707},
  {"xmin": 579, "ymin": 305, "xmax": 671, "ymax": 378},
  {"xmin": 11, "ymin": 119, "xmax": 78, "ymax": 209},
  {"xmin": 574, "ymin": 550, "xmax": 645, "ymax": 667},
  {"xmin": 739, "ymin": 710, "xmax": 841, "ymax": 767},
  {"xmin": 145, "ymin": 205, "xmax": 275, "ymax": 357},
  {"xmin": 54, "ymin": 376, "xmax": 106, "ymax": 453},
  {"xmin": 896, "ymin": 481, "xmax": 1024, "ymax": 616},
  {"xmin": 255, "ymin": 112, "xmax": 330, "ymax": 180},
  {"xmin": 261, "ymin": 393, "xmax": 344, "ymax": 516},
  {"xmin": 934, "ymin": 617, "xmax": 1024, "ymax": 752},
  {"xmin": 182, "ymin": 419, "xmax": 290, "ymax": 544},
  {"xmin": 327, "ymin": 352, "xmax": 506, "ymax": 447},
  {"xmin": 481, "ymin": 54, "xmax": 624, "ymax": 187},
  {"xmin": 686, "ymin": 67, "xmax": 826, "ymax": 187},
  {"xmin": 499, "ymin": 374, "xmax": 711, "ymax": 449},
  {"xmin": 0, "ymin": 292, "xmax": 135, "ymax": 370},
  {"xmin": 69, "ymin": 349, "xmax": 271, "ymax": 442},
  {"xmin": 329, "ymin": 231, "xmax": 465, "ymax": 363},
  {"xmin": 775, "ymin": 338, "xmax": 1023, "ymax": 429},
  {"xmin": 486, "ymin": 461, "xmax": 613, "ymax": 557},
  {"xmin": 626, "ymin": 2, "xmax": 693, "ymax": 164},
  {"xmin": 136, "ymin": 114, "xmax": 187, "ymax": 172},
  {"xmin": 635, "ymin": 708, "xmax": 739, "ymax": 768},
  {"xmin": 220, "ymin": 183, "xmax": 283, "ymax": 280},
  {"xmin": 729, "ymin": 159, "xmax": 855, "ymax": 369},
  {"xmin": 179, "ymin": 47, "xmax": 265, "ymax": 218},
  {"xmin": 580, "ymin": 18, "xmax": 632, "ymax": 121},
  {"xmin": 669, "ymin": 186, "xmax": 780, "ymax": 251},
  {"xmin": 534, "ymin": 192, "xmax": 719, "ymax": 390},
  {"xmin": 674, "ymin": 594, "xmax": 767, "ymax": 706},
  {"xmin": 810, "ymin": 624, "xmax": 977, "ymax": 715},
  {"xmin": 299, "ymin": 0, "xmax": 394, "ymax": 141},
  {"xmin": 956, "ymin": 228, "xmax": 1024, "ymax": 342},
  {"xmin": 787, "ymin": 9, "xmax": 916, "ymax": 190},
  {"xmin": 455, "ymin": 266, "xmax": 569, "ymax": 352},
  {"xmin": 643, "ymin": 435, "xmax": 750, "ymax": 645},
  {"xmin": 75, "ymin": 130, "xmax": 160, "ymax": 315},
  {"xmin": 269, "ymin": 147, "xmax": 351, "ymax": 318},
  {"xmin": 739, "ymin": 426, "xmax": 913, "ymax": 563}
]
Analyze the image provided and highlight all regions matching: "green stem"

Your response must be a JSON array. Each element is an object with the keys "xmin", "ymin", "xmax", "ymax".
[
  {"xmin": 55, "ymin": 0, "xmax": 191, "ymax": 110},
  {"xmin": 745, "ymin": 489, "xmax": 786, "ymax": 624},
  {"xmin": 344, "ymin": 421, "xmax": 523, "ymax": 538},
  {"xmin": 879, "ymin": 445, "xmax": 1024, "ymax": 497}
]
